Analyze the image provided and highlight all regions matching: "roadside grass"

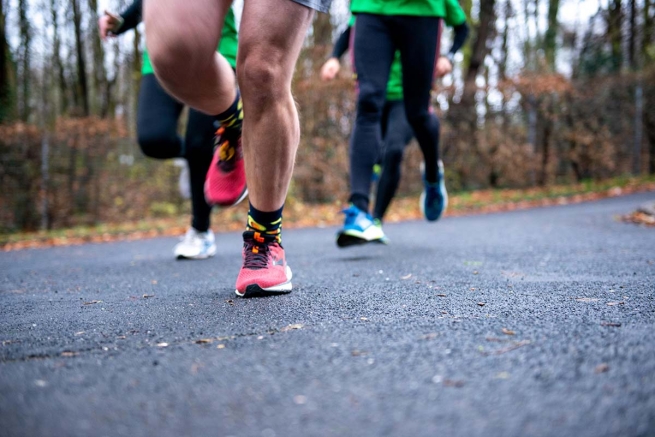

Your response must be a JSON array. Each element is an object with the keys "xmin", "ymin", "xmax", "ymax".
[{"xmin": 2, "ymin": 175, "xmax": 654, "ymax": 251}]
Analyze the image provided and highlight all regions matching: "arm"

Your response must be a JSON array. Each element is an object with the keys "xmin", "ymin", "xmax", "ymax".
[
  {"xmin": 321, "ymin": 25, "xmax": 352, "ymax": 81},
  {"xmin": 445, "ymin": 22, "xmax": 469, "ymax": 63},
  {"xmin": 114, "ymin": 0, "xmax": 143, "ymax": 35},
  {"xmin": 331, "ymin": 25, "xmax": 351, "ymax": 60},
  {"xmin": 98, "ymin": 0, "xmax": 142, "ymax": 41}
]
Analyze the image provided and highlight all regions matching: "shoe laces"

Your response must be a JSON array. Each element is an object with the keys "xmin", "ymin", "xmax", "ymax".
[
  {"xmin": 243, "ymin": 231, "xmax": 277, "ymax": 270},
  {"xmin": 214, "ymin": 126, "xmax": 240, "ymax": 172}
]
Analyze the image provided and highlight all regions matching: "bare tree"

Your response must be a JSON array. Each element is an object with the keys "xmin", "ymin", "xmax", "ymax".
[
  {"xmin": 17, "ymin": 0, "xmax": 30, "ymax": 121},
  {"xmin": 71, "ymin": 0, "xmax": 89, "ymax": 116}
]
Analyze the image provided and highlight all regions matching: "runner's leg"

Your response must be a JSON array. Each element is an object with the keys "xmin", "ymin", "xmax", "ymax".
[
  {"xmin": 234, "ymin": 0, "xmax": 318, "ymax": 296},
  {"xmin": 136, "ymin": 73, "xmax": 184, "ymax": 159},
  {"xmin": 373, "ymin": 100, "xmax": 414, "ymax": 221},
  {"xmin": 237, "ymin": 0, "xmax": 314, "ymax": 212},
  {"xmin": 143, "ymin": 0, "xmax": 236, "ymax": 115},
  {"xmin": 395, "ymin": 16, "xmax": 442, "ymax": 183},
  {"xmin": 184, "ymin": 109, "xmax": 215, "ymax": 233},
  {"xmin": 349, "ymin": 13, "xmax": 396, "ymax": 212}
]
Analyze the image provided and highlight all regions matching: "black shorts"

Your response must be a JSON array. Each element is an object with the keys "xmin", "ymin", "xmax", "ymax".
[{"xmin": 290, "ymin": 0, "xmax": 331, "ymax": 13}]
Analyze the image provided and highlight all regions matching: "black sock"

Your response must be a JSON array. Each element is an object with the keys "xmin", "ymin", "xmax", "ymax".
[
  {"xmin": 215, "ymin": 89, "xmax": 243, "ymax": 132},
  {"xmin": 246, "ymin": 203, "xmax": 284, "ymax": 243}
]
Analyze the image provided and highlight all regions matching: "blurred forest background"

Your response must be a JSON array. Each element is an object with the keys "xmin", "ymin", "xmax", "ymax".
[{"xmin": 0, "ymin": 0, "xmax": 654, "ymax": 233}]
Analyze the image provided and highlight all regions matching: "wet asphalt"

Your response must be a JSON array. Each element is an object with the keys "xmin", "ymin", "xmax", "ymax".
[{"xmin": 1, "ymin": 192, "xmax": 654, "ymax": 437}]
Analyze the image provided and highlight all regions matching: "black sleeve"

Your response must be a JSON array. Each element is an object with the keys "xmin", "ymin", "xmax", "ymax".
[
  {"xmin": 330, "ymin": 26, "xmax": 351, "ymax": 60},
  {"xmin": 115, "ymin": 0, "xmax": 143, "ymax": 35},
  {"xmin": 448, "ymin": 22, "xmax": 469, "ymax": 55}
]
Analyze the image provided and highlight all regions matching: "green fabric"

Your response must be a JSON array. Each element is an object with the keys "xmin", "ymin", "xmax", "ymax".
[
  {"xmin": 386, "ymin": 52, "xmax": 403, "ymax": 101},
  {"xmin": 141, "ymin": 7, "xmax": 238, "ymax": 75},
  {"xmin": 351, "ymin": 0, "xmax": 466, "ymax": 23}
]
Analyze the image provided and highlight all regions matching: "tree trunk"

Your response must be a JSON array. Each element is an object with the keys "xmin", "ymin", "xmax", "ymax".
[
  {"xmin": 607, "ymin": 0, "xmax": 623, "ymax": 73},
  {"xmin": 71, "ymin": 0, "xmax": 89, "ymax": 116},
  {"xmin": 51, "ymin": 0, "xmax": 68, "ymax": 116},
  {"xmin": 18, "ymin": 0, "xmax": 30, "ymax": 121},
  {"xmin": 0, "ymin": 0, "xmax": 11, "ymax": 122},
  {"xmin": 544, "ymin": 0, "xmax": 560, "ymax": 71},
  {"xmin": 88, "ymin": 0, "xmax": 107, "ymax": 116}
]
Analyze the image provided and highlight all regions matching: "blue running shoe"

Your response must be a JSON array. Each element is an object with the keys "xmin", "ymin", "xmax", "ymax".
[
  {"xmin": 420, "ymin": 160, "xmax": 448, "ymax": 222},
  {"xmin": 336, "ymin": 204, "xmax": 387, "ymax": 248}
]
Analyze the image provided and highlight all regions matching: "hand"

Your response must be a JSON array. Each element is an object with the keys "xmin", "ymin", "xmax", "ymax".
[
  {"xmin": 434, "ymin": 56, "xmax": 453, "ymax": 78},
  {"xmin": 98, "ymin": 10, "xmax": 123, "ymax": 41},
  {"xmin": 320, "ymin": 58, "xmax": 341, "ymax": 81}
]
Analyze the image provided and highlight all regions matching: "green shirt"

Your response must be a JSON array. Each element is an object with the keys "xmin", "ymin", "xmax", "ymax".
[
  {"xmin": 141, "ymin": 8, "xmax": 238, "ymax": 75},
  {"xmin": 351, "ymin": 0, "xmax": 467, "ymax": 25}
]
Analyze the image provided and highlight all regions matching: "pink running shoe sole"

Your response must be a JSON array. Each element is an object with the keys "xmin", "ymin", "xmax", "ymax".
[
  {"xmin": 235, "ymin": 265, "xmax": 292, "ymax": 298},
  {"xmin": 204, "ymin": 144, "xmax": 248, "ymax": 207}
]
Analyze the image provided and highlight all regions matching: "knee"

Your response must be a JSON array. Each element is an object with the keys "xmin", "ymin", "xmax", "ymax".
[
  {"xmin": 356, "ymin": 86, "xmax": 385, "ymax": 122},
  {"xmin": 237, "ymin": 51, "xmax": 287, "ymax": 105},
  {"xmin": 146, "ymin": 33, "xmax": 213, "ymax": 91},
  {"xmin": 137, "ymin": 130, "xmax": 177, "ymax": 160}
]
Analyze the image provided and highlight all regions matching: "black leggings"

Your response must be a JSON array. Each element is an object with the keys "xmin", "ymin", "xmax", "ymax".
[
  {"xmin": 373, "ymin": 99, "xmax": 414, "ymax": 221},
  {"xmin": 137, "ymin": 73, "xmax": 215, "ymax": 232},
  {"xmin": 350, "ymin": 13, "xmax": 442, "ymax": 211}
]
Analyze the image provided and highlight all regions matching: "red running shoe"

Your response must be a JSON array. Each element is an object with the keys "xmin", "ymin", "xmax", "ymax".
[
  {"xmin": 235, "ymin": 231, "xmax": 292, "ymax": 297},
  {"xmin": 204, "ymin": 126, "xmax": 248, "ymax": 207}
]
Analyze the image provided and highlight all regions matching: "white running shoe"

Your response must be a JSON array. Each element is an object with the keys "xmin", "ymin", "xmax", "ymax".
[{"xmin": 173, "ymin": 228, "xmax": 217, "ymax": 260}]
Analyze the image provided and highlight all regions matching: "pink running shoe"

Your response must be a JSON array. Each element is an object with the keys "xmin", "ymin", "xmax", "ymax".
[
  {"xmin": 235, "ymin": 231, "xmax": 292, "ymax": 297},
  {"xmin": 204, "ymin": 126, "xmax": 248, "ymax": 207}
]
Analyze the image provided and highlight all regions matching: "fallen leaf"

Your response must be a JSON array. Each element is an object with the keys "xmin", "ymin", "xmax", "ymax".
[
  {"xmin": 156, "ymin": 342, "xmax": 168, "ymax": 347},
  {"xmin": 477, "ymin": 302, "xmax": 486, "ymax": 307},
  {"xmin": 280, "ymin": 324, "xmax": 304, "ymax": 332},
  {"xmin": 600, "ymin": 322, "xmax": 622, "ymax": 327},
  {"xmin": 595, "ymin": 363, "xmax": 610, "ymax": 373},
  {"xmin": 195, "ymin": 339, "xmax": 214, "ymax": 344},
  {"xmin": 443, "ymin": 379, "xmax": 465, "ymax": 388},
  {"xmin": 482, "ymin": 340, "xmax": 531, "ymax": 356},
  {"xmin": 606, "ymin": 301, "xmax": 625, "ymax": 306},
  {"xmin": 142, "ymin": 294, "xmax": 155, "ymax": 299},
  {"xmin": 575, "ymin": 297, "xmax": 599, "ymax": 302},
  {"xmin": 216, "ymin": 344, "xmax": 225, "ymax": 349},
  {"xmin": 401, "ymin": 274, "xmax": 412, "ymax": 280},
  {"xmin": 501, "ymin": 328, "xmax": 515, "ymax": 335},
  {"xmin": 83, "ymin": 300, "xmax": 102, "ymax": 305}
]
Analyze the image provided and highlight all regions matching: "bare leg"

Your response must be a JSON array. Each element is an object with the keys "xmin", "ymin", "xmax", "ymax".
[
  {"xmin": 143, "ymin": 0, "xmax": 236, "ymax": 115},
  {"xmin": 237, "ymin": 0, "xmax": 314, "ymax": 211}
]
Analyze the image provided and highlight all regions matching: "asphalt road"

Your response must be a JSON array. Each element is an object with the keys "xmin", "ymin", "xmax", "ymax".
[{"xmin": 1, "ymin": 193, "xmax": 654, "ymax": 437}]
